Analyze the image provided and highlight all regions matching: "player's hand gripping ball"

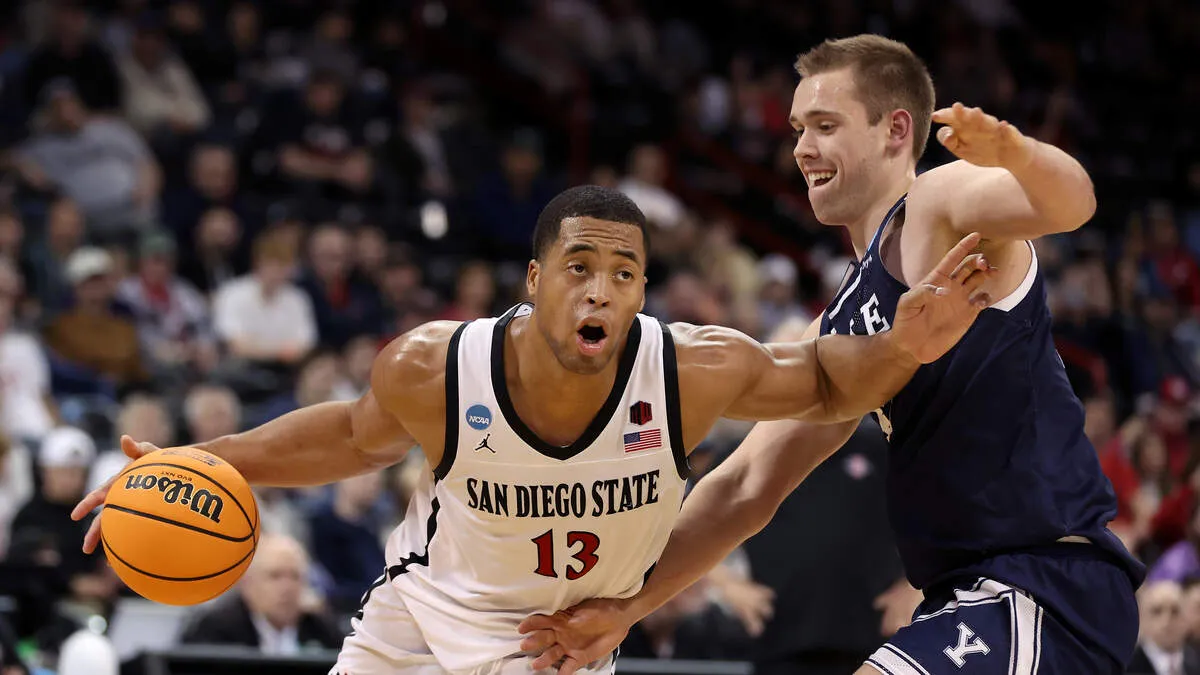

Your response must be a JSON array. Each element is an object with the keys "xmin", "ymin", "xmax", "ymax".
[{"xmin": 101, "ymin": 447, "xmax": 259, "ymax": 605}]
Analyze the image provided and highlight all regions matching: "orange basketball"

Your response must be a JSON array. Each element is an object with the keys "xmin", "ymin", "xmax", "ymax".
[{"xmin": 101, "ymin": 447, "xmax": 259, "ymax": 606}]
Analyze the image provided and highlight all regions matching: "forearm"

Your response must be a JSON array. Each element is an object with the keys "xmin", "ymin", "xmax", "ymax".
[
  {"xmin": 1005, "ymin": 139, "xmax": 1095, "ymax": 230},
  {"xmin": 194, "ymin": 401, "xmax": 401, "ymax": 486},
  {"xmin": 621, "ymin": 418, "xmax": 857, "ymax": 623},
  {"xmin": 807, "ymin": 331, "xmax": 917, "ymax": 422}
]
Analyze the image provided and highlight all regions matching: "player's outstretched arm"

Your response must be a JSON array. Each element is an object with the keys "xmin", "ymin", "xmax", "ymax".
[
  {"xmin": 519, "ymin": 319, "xmax": 861, "ymax": 674},
  {"xmin": 719, "ymin": 232, "xmax": 992, "ymax": 423},
  {"xmin": 72, "ymin": 321, "xmax": 459, "ymax": 554},
  {"xmin": 916, "ymin": 102, "xmax": 1097, "ymax": 240}
]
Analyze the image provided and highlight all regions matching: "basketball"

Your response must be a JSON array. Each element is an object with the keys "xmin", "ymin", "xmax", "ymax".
[{"xmin": 101, "ymin": 447, "xmax": 259, "ymax": 606}]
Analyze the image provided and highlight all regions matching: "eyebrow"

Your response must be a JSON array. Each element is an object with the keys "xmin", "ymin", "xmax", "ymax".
[
  {"xmin": 564, "ymin": 242, "xmax": 641, "ymax": 264},
  {"xmin": 789, "ymin": 109, "xmax": 843, "ymax": 126}
]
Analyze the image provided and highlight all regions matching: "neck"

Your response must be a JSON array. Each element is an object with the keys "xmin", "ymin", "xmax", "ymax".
[
  {"xmin": 508, "ymin": 315, "xmax": 616, "ymax": 435},
  {"xmin": 844, "ymin": 168, "xmax": 916, "ymax": 259}
]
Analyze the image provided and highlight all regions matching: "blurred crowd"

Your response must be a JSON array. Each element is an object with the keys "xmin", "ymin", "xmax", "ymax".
[{"xmin": 0, "ymin": 0, "xmax": 1196, "ymax": 674}]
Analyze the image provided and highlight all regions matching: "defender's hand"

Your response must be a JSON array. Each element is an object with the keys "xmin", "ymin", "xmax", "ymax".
[
  {"xmin": 518, "ymin": 599, "xmax": 633, "ymax": 674},
  {"xmin": 72, "ymin": 435, "xmax": 160, "ymax": 554},
  {"xmin": 889, "ymin": 232, "xmax": 994, "ymax": 365},
  {"xmin": 933, "ymin": 103, "xmax": 1035, "ymax": 170}
]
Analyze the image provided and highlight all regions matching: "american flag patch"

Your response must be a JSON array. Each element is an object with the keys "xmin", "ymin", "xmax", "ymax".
[{"xmin": 623, "ymin": 429, "xmax": 662, "ymax": 453}]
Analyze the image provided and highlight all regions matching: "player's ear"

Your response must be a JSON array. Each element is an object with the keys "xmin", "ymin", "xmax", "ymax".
[
  {"xmin": 886, "ymin": 109, "xmax": 913, "ymax": 156},
  {"xmin": 526, "ymin": 260, "xmax": 539, "ymax": 298},
  {"xmin": 639, "ymin": 278, "xmax": 646, "ymax": 312}
]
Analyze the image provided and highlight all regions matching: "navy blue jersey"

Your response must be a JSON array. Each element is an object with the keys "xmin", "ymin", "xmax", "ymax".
[{"xmin": 820, "ymin": 196, "xmax": 1144, "ymax": 656}]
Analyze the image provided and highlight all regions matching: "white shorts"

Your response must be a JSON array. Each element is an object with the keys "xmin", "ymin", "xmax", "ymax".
[{"xmin": 329, "ymin": 576, "xmax": 615, "ymax": 675}]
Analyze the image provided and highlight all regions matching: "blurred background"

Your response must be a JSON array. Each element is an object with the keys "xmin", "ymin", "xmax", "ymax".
[{"xmin": 0, "ymin": 0, "xmax": 1197, "ymax": 674}]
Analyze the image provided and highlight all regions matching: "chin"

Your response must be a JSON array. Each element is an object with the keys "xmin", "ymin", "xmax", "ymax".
[{"xmin": 556, "ymin": 351, "xmax": 612, "ymax": 376}]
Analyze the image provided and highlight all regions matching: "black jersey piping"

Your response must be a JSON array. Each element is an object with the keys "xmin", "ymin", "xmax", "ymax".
[
  {"xmin": 658, "ymin": 321, "xmax": 690, "ymax": 480},
  {"xmin": 490, "ymin": 303, "xmax": 643, "ymax": 461},
  {"xmin": 432, "ymin": 321, "xmax": 471, "ymax": 481}
]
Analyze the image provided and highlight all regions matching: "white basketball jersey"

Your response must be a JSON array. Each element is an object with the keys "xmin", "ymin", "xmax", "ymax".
[{"xmin": 383, "ymin": 303, "xmax": 689, "ymax": 672}]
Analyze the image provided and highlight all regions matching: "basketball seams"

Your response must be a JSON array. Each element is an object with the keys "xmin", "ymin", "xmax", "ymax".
[
  {"xmin": 102, "ymin": 531, "xmax": 256, "ymax": 582},
  {"xmin": 111, "ymin": 460, "xmax": 255, "ymax": 537},
  {"xmin": 104, "ymin": 503, "xmax": 255, "ymax": 542}
]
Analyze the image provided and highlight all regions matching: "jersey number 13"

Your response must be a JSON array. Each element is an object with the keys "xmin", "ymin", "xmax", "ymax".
[{"xmin": 532, "ymin": 530, "xmax": 600, "ymax": 580}]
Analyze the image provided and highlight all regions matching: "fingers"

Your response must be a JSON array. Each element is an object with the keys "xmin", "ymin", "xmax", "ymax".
[
  {"xmin": 530, "ymin": 644, "xmax": 565, "ymax": 671},
  {"xmin": 121, "ymin": 434, "xmax": 160, "ymax": 459},
  {"xmin": 936, "ymin": 125, "xmax": 958, "ymax": 150},
  {"xmin": 72, "ymin": 481, "xmax": 111, "ymax": 521},
  {"xmin": 82, "ymin": 512, "xmax": 102, "ymax": 554},
  {"xmin": 557, "ymin": 656, "xmax": 583, "ymax": 675},
  {"xmin": 929, "ymin": 232, "xmax": 982, "ymax": 280},
  {"xmin": 519, "ymin": 628, "xmax": 558, "ymax": 653},
  {"xmin": 518, "ymin": 613, "xmax": 559, "ymax": 635}
]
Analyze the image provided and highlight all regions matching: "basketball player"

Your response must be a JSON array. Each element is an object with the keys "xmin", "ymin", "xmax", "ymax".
[
  {"xmin": 519, "ymin": 36, "xmax": 1145, "ymax": 675},
  {"xmin": 74, "ymin": 184, "xmax": 991, "ymax": 674}
]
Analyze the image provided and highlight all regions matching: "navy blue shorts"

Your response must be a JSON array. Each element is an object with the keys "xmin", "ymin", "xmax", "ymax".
[{"xmin": 865, "ymin": 578, "xmax": 1125, "ymax": 675}]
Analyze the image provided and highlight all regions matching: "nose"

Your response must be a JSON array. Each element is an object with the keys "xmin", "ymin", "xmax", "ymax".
[
  {"xmin": 586, "ymin": 273, "xmax": 611, "ymax": 307},
  {"xmin": 793, "ymin": 129, "xmax": 817, "ymax": 163}
]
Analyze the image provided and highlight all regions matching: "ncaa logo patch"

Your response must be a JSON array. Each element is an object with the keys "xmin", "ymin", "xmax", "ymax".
[{"xmin": 466, "ymin": 404, "xmax": 492, "ymax": 431}]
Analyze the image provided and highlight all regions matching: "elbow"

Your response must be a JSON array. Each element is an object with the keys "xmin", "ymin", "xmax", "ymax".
[{"xmin": 1057, "ymin": 182, "xmax": 1096, "ymax": 233}]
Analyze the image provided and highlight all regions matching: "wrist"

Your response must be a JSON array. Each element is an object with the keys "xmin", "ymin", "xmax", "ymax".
[
  {"xmin": 880, "ymin": 330, "xmax": 921, "ymax": 369},
  {"xmin": 1002, "ymin": 134, "xmax": 1038, "ymax": 174}
]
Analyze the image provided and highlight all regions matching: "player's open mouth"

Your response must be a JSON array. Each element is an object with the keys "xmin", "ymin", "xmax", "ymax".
[
  {"xmin": 576, "ymin": 322, "xmax": 608, "ymax": 355},
  {"xmin": 806, "ymin": 170, "xmax": 836, "ymax": 188}
]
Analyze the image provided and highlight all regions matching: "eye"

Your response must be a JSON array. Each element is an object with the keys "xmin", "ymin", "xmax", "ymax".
[
  {"xmin": 616, "ymin": 270, "xmax": 635, "ymax": 281},
  {"xmin": 819, "ymin": 122, "xmax": 836, "ymax": 132},
  {"xmin": 568, "ymin": 263, "xmax": 586, "ymax": 275},
  {"xmin": 792, "ymin": 127, "xmax": 803, "ymax": 138}
]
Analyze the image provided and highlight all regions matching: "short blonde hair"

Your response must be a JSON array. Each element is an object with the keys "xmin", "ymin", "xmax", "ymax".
[{"xmin": 795, "ymin": 34, "xmax": 936, "ymax": 160}]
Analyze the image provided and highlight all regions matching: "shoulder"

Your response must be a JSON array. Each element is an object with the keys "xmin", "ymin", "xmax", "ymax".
[
  {"xmin": 371, "ymin": 321, "xmax": 465, "ymax": 398},
  {"xmin": 910, "ymin": 159, "xmax": 1000, "ymax": 197}
]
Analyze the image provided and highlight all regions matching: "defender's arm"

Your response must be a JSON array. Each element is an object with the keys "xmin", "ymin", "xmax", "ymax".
[
  {"xmin": 715, "ymin": 233, "xmax": 991, "ymax": 423},
  {"xmin": 917, "ymin": 104, "xmax": 1096, "ymax": 241}
]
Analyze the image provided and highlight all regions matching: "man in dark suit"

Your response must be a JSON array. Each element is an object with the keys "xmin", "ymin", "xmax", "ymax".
[
  {"xmin": 180, "ymin": 534, "xmax": 342, "ymax": 654},
  {"xmin": 1128, "ymin": 581, "xmax": 1200, "ymax": 675}
]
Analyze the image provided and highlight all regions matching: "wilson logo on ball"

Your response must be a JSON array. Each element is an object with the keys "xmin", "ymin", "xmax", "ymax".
[{"xmin": 125, "ymin": 474, "xmax": 224, "ymax": 524}]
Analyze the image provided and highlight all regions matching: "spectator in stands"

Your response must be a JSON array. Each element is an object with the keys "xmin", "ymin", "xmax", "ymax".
[
  {"xmin": 42, "ymin": 247, "xmax": 146, "ymax": 391},
  {"xmin": 15, "ymin": 79, "xmax": 161, "ymax": 242},
  {"xmin": 178, "ymin": 207, "xmax": 247, "ymax": 294},
  {"xmin": 0, "ymin": 432, "xmax": 33, "ymax": 560},
  {"xmin": 299, "ymin": 9, "xmax": 359, "ymax": 84},
  {"xmin": 213, "ymin": 229, "xmax": 317, "ymax": 368},
  {"xmin": 336, "ymin": 336, "xmax": 377, "ymax": 399},
  {"xmin": 162, "ymin": 143, "xmax": 248, "ymax": 246},
  {"xmin": 179, "ymin": 533, "xmax": 342, "ymax": 654},
  {"xmin": 0, "ymin": 259, "xmax": 57, "ymax": 443},
  {"xmin": 1144, "ymin": 201, "xmax": 1200, "ymax": 315},
  {"xmin": 253, "ymin": 351, "xmax": 343, "ymax": 426},
  {"xmin": 309, "ymin": 472, "xmax": 387, "ymax": 613},
  {"xmin": 379, "ymin": 245, "xmax": 436, "ymax": 339},
  {"xmin": 1128, "ymin": 580, "xmax": 1200, "ymax": 674},
  {"xmin": 379, "ymin": 84, "xmax": 456, "ymax": 205},
  {"xmin": 756, "ymin": 254, "xmax": 811, "ymax": 341},
  {"xmin": 472, "ymin": 129, "xmax": 558, "ymax": 261},
  {"xmin": 273, "ymin": 69, "xmax": 374, "ymax": 206},
  {"xmin": 1150, "ymin": 502, "xmax": 1200, "ymax": 584},
  {"xmin": 115, "ymin": 11, "xmax": 211, "ymax": 143},
  {"xmin": 617, "ymin": 144, "xmax": 685, "ymax": 232},
  {"xmin": 437, "ymin": 260, "xmax": 496, "ymax": 322},
  {"xmin": 8, "ymin": 427, "xmax": 103, "ymax": 597},
  {"xmin": 299, "ymin": 224, "xmax": 382, "ymax": 350},
  {"xmin": 22, "ymin": 0, "xmax": 122, "ymax": 113},
  {"xmin": 89, "ymin": 395, "xmax": 173, "ymax": 491},
  {"xmin": 116, "ymin": 230, "xmax": 217, "ymax": 381},
  {"xmin": 183, "ymin": 384, "xmax": 241, "ymax": 444},
  {"xmin": 1185, "ymin": 578, "xmax": 1200, "ymax": 646},
  {"xmin": 26, "ymin": 197, "xmax": 85, "ymax": 316},
  {"xmin": 352, "ymin": 224, "xmax": 389, "ymax": 285}
]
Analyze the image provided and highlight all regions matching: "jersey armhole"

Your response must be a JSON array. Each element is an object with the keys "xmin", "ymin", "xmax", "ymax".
[
  {"xmin": 658, "ymin": 321, "xmax": 691, "ymax": 481},
  {"xmin": 433, "ymin": 321, "xmax": 472, "ymax": 481}
]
